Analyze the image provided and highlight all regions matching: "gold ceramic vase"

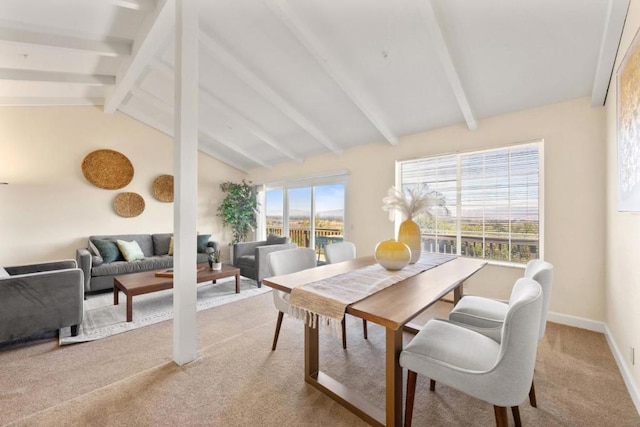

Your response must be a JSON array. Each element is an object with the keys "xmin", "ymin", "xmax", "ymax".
[
  {"xmin": 398, "ymin": 219, "xmax": 421, "ymax": 264},
  {"xmin": 375, "ymin": 239, "xmax": 411, "ymax": 271}
]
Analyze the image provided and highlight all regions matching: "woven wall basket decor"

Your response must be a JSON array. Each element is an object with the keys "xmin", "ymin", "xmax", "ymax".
[
  {"xmin": 152, "ymin": 174, "xmax": 174, "ymax": 202},
  {"xmin": 82, "ymin": 149, "xmax": 134, "ymax": 190},
  {"xmin": 114, "ymin": 192, "xmax": 145, "ymax": 218}
]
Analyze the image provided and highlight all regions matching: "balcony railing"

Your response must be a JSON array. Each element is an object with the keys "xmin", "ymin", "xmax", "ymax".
[
  {"xmin": 423, "ymin": 233, "xmax": 538, "ymax": 263},
  {"xmin": 267, "ymin": 227, "xmax": 343, "ymax": 262}
]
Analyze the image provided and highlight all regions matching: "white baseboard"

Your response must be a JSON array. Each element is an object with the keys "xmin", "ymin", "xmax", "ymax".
[
  {"xmin": 547, "ymin": 311, "xmax": 640, "ymax": 415},
  {"xmin": 604, "ymin": 325, "xmax": 640, "ymax": 415},
  {"xmin": 546, "ymin": 311, "xmax": 606, "ymax": 333}
]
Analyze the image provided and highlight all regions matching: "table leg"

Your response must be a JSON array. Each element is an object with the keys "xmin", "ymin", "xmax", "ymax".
[
  {"xmin": 454, "ymin": 282, "xmax": 464, "ymax": 304},
  {"xmin": 126, "ymin": 294, "xmax": 133, "ymax": 322},
  {"xmin": 113, "ymin": 285, "xmax": 119, "ymax": 305},
  {"xmin": 235, "ymin": 273, "xmax": 240, "ymax": 294},
  {"xmin": 386, "ymin": 327, "xmax": 403, "ymax": 427},
  {"xmin": 305, "ymin": 318, "xmax": 320, "ymax": 380}
]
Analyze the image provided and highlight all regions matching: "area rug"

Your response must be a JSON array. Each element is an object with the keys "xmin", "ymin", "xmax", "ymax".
[{"xmin": 59, "ymin": 277, "xmax": 269, "ymax": 345}]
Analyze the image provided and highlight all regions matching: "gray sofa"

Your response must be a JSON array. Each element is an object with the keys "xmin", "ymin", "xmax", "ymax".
[
  {"xmin": 0, "ymin": 259, "xmax": 83, "ymax": 343},
  {"xmin": 233, "ymin": 235, "xmax": 297, "ymax": 287},
  {"xmin": 76, "ymin": 233, "xmax": 217, "ymax": 296}
]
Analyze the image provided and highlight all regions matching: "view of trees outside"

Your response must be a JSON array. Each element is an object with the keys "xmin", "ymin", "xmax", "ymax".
[
  {"xmin": 404, "ymin": 144, "xmax": 540, "ymax": 264},
  {"xmin": 265, "ymin": 184, "xmax": 345, "ymax": 252}
]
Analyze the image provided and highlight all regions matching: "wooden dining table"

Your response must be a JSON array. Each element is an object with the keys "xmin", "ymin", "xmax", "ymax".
[{"xmin": 262, "ymin": 255, "xmax": 487, "ymax": 427}]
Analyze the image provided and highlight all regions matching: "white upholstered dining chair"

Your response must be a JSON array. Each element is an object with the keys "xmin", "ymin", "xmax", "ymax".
[
  {"xmin": 266, "ymin": 247, "xmax": 316, "ymax": 351},
  {"xmin": 400, "ymin": 278, "xmax": 543, "ymax": 427},
  {"xmin": 324, "ymin": 241, "xmax": 368, "ymax": 344},
  {"xmin": 448, "ymin": 259, "xmax": 554, "ymax": 407}
]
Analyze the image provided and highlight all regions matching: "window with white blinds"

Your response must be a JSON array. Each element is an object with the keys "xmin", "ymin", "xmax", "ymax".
[{"xmin": 399, "ymin": 141, "xmax": 541, "ymax": 264}]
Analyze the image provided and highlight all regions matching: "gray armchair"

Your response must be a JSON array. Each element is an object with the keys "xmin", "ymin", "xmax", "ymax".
[
  {"xmin": 233, "ymin": 235, "xmax": 297, "ymax": 287},
  {"xmin": 0, "ymin": 259, "xmax": 83, "ymax": 343}
]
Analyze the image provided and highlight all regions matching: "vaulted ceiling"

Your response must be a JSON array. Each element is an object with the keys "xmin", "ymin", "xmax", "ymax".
[{"xmin": 0, "ymin": 0, "xmax": 629, "ymax": 172}]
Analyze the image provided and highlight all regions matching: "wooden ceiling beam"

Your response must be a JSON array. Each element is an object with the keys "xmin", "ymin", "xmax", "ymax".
[
  {"xmin": 199, "ymin": 31, "xmax": 343, "ymax": 155},
  {"xmin": 591, "ymin": 0, "xmax": 629, "ymax": 107},
  {"xmin": 417, "ymin": 0, "xmax": 477, "ymax": 131},
  {"xmin": 104, "ymin": 0, "xmax": 174, "ymax": 113},
  {"xmin": 265, "ymin": 0, "xmax": 399, "ymax": 145}
]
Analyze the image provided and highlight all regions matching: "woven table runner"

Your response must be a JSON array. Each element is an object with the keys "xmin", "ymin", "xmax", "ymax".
[{"xmin": 289, "ymin": 253, "xmax": 455, "ymax": 333}]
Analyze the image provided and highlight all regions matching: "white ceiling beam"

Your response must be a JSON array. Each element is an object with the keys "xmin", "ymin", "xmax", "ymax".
[
  {"xmin": 199, "ymin": 89, "xmax": 302, "ymax": 162},
  {"xmin": 149, "ymin": 58, "xmax": 301, "ymax": 162},
  {"xmin": 199, "ymin": 31, "xmax": 343, "ymax": 155},
  {"xmin": 0, "ymin": 27, "xmax": 131, "ymax": 57},
  {"xmin": 0, "ymin": 68, "xmax": 114, "ymax": 85},
  {"xmin": 417, "ymin": 0, "xmax": 477, "ymax": 131},
  {"xmin": 130, "ymin": 85, "xmax": 271, "ymax": 168},
  {"xmin": 111, "ymin": 0, "xmax": 154, "ymax": 11},
  {"xmin": 120, "ymin": 101, "xmax": 249, "ymax": 173},
  {"xmin": 104, "ymin": 0, "xmax": 174, "ymax": 114},
  {"xmin": 265, "ymin": 0, "xmax": 398, "ymax": 145},
  {"xmin": 591, "ymin": 0, "xmax": 630, "ymax": 107},
  {"xmin": 198, "ymin": 130, "xmax": 272, "ymax": 168},
  {"xmin": 0, "ymin": 97, "xmax": 102, "ymax": 106}
]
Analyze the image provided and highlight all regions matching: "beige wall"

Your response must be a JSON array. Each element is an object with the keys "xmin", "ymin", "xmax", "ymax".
[
  {"xmin": 249, "ymin": 96, "xmax": 606, "ymax": 321},
  {"xmin": 0, "ymin": 106, "xmax": 244, "ymax": 266},
  {"xmin": 606, "ymin": 0, "xmax": 640, "ymax": 395}
]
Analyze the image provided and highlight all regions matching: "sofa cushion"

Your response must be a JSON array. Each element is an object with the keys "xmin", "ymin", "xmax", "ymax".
[
  {"xmin": 152, "ymin": 233, "xmax": 173, "ymax": 256},
  {"xmin": 235, "ymin": 255, "xmax": 255, "ymax": 269},
  {"xmin": 116, "ymin": 240, "xmax": 145, "ymax": 262},
  {"xmin": 197, "ymin": 234, "xmax": 211, "ymax": 253},
  {"xmin": 90, "ymin": 234, "xmax": 154, "ymax": 258},
  {"xmin": 168, "ymin": 237, "xmax": 174, "ymax": 255},
  {"xmin": 266, "ymin": 234, "xmax": 287, "ymax": 245},
  {"xmin": 87, "ymin": 240, "xmax": 104, "ymax": 267},
  {"xmin": 92, "ymin": 239, "xmax": 123, "ymax": 264}
]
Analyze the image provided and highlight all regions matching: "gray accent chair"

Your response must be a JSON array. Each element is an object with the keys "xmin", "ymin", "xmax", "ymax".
[
  {"xmin": 0, "ymin": 259, "xmax": 83, "ymax": 343},
  {"xmin": 400, "ymin": 278, "xmax": 543, "ymax": 426},
  {"xmin": 233, "ymin": 234, "xmax": 297, "ymax": 287}
]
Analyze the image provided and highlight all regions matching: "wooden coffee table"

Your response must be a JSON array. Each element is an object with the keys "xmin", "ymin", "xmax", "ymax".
[{"xmin": 113, "ymin": 263, "xmax": 241, "ymax": 322}]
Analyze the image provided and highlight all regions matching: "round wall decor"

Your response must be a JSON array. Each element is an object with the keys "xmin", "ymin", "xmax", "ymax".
[
  {"xmin": 152, "ymin": 174, "xmax": 174, "ymax": 202},
  {"xmin": 114, "ymin": 192, "xmax": 145, "ymax": 217},
  {"xmin": 82, "ymin": 149, "xmax": 134, "ymax": 190}
]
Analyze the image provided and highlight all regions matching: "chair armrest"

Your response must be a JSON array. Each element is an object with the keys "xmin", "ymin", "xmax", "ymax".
[
  {"xmin": 255, "ymin": 243, "xmax": 298, "ymax": 284},
  {"xmin": 233, "ymin": 240, "xmax": 267, "ymax": 265},
  {"xmin": 76, "ymin": 249, "xmax": 93, "ymax": 292},
  {"xmin": 4, "ymin": 259, "xmax": 77, "ymax": 275}
]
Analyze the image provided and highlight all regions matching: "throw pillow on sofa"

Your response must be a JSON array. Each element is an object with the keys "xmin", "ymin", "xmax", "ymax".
[
  {"xmin": 116, "ymin": 240, "xmax": 145, "ymax": 262},
  {"xmin": 92, "ymin": 239, "xmax": 123, "ymax": 264},
  {"xmin": 168, "ymin": 235, "xmax": 211, "ymax": 255},
  {"xmin": 266, "ymin": 234, "xmax": 287, "ymax": 245}
]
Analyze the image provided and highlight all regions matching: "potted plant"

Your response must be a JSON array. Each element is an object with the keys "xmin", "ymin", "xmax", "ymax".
[{"xmin": 217, "ymin": 180, "xmax": 259, "ymax": 264}]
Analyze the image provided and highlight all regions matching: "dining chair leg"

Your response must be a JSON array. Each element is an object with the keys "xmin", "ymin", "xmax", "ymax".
[
  {"xmin": 341, "ymin": 318, "xmax": 347, "ymax": 349},
  {"xmin": 429, "ymin": 379, "xmax": 436, "ymax": 391},
  {"xmin": 529, "ymin": 379, "xmax": 537, "ymax": 407},
  {"xmin": 493, "ymin": 406, "xmax": 508, "ymax": 427},
  {"xmin": 405, "ymin": 370, "xmax": 417, "ymax": 427},
  {"xmin": 362, "ymin": 319, "xmax": 368, "ymax": 339},
  {"xmin": 511, "ymin": 406, "xmax": 522, "ymax": 427},
  {"xmin": 271, "ymin": 311, "xmax": 284, "ymax": 351}
]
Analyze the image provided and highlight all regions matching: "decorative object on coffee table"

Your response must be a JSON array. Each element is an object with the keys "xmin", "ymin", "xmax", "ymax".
[
  {"xmin": 114, "ymin": 192, "xmax": 145, "ymax": 217},
  {"xmin": 152, "ymin": 174, "xmax": 174, "ymax": 202},
  {"xmin": 206, "ymin": 247, "xmax": 222, "ymax": 270},
  {"xmin": 82, "ymin": 149, "xmax": 134, "ymax": 189}
]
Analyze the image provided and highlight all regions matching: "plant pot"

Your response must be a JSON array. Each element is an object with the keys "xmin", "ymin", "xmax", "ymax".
[{"xmin": 211, "ymin": 262, "xmax": 222, "ymax": 270}]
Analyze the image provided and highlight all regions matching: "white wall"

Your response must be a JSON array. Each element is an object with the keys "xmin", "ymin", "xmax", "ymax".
[
  {"xmin": 0, "ymin": 106, "xmax": 244, "ymax": 265},
  {"xmin": 249, "ymin": 96, "xmax": 606, "ymax": 321},
  {"xmin": 606, "ymin": 0, "xmax": 640, "ymax": 399}
]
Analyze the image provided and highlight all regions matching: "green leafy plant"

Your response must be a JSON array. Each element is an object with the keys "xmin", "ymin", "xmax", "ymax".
[{"xmin": 217, "ymin": 180, "xmax": 258, "ymax": 244}]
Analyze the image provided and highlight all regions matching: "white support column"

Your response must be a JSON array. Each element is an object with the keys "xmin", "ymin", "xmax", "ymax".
[{"xmin": 173, "ymin": 0, "xmax": 199, "ymax": 366}]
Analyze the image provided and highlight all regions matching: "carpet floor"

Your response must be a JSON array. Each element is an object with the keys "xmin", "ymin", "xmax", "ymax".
[{"xmin": 0, "ymin": 291, "xmax": 638, "ymax": 426}]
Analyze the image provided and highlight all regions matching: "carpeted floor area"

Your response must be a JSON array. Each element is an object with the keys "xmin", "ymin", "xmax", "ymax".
[{"xmin": 0, "ymin": 291, "xmax": 638, "ymax": 426}]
